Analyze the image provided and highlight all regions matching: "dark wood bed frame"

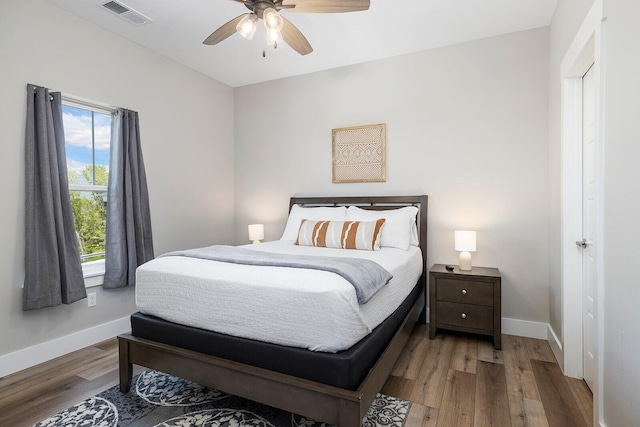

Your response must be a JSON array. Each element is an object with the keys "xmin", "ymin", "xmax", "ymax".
[{"xmin": 118, "ymin": 195, "xmax": 428, "ymax": 426}]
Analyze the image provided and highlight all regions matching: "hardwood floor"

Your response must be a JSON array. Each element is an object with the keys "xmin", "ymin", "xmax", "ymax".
[
  {"xmin": 383, "ymin": 326, "xmax": 593, "ymax": 426},
  {"xmin": 0, "ymin": 325, "xmax": 592, "ymax": 426}
]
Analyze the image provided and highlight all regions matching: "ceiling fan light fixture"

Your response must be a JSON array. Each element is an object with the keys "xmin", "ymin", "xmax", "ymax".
[
  {"xmin": 263, "ymin": 7, "xmax": 283, "ymax": 32},
  {"xmin": 266, "ymin": 27, "xmax": 283, "ymax": 46},
  {"xmin": 236, "ymin": 13, "xmax": 258, "ymax": 40}
]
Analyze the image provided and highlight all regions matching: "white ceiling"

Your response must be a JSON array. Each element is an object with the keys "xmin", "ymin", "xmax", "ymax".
[{"xmin": 48, "ymin": 0, "xmax": 558, "ymax": 88}]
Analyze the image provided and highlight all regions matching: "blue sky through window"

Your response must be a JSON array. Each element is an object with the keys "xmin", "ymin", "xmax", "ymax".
[{"xmin": 62, "ymin": 104, "xmax": 111, "ymax": 184}]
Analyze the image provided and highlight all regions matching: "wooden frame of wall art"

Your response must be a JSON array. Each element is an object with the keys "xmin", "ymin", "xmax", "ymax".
[{"xmin": 332, "ymin": 123, "xmax": 386, "ymax": 183}]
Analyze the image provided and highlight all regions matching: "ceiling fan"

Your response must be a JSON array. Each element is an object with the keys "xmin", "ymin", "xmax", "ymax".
[{"xmin": 203, "ymin": 0, "xmax": 370, "ymax": 56}]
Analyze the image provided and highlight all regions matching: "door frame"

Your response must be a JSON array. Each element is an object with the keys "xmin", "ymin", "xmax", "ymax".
[{"xmin": 560, "ymin": 0, "xmax": 604, "ymax": 424}]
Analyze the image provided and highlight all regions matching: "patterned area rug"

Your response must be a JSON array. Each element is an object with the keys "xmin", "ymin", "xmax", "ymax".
[{"xmin": 33, "ymin": 370, "xmax": 411, "ymax": 426}]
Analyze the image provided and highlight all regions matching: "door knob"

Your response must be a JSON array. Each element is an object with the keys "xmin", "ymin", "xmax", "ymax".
[{"xmin": 576, "ymin": 239, "xmax": 589, "ymax": 248}]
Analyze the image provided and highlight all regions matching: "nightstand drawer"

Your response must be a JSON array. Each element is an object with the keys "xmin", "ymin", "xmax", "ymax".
[
  {"xmin": 436, "ymin": 279, "xmax": 494, "ymax": 306},
  {"xmin": 436, "ymin": 301, "xmax": 494, "ymax": 331}
]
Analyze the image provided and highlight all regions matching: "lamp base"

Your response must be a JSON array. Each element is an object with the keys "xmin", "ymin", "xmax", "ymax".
[
  {"xmin": 459, "ymin": 251, "xmax": 472, "ymax": 270},
  {"xmin": 252, "ymin": 240, "xmax": 261, "ymax": 244}
]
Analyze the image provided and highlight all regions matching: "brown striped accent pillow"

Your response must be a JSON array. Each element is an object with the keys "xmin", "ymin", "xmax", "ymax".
[{"xmin": 295, "ymin": 219, "xmax": 386, "ymax": 251}]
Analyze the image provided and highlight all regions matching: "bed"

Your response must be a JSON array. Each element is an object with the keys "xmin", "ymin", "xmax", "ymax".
[{"xmin": 118, "ymin": 195, "xmax": 428, "ymax": 426}]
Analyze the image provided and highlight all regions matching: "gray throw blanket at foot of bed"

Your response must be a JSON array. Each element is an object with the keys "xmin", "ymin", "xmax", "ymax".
[{"xmin": 160, "ymin": 245, "xmax": 392, "ymax": 303}]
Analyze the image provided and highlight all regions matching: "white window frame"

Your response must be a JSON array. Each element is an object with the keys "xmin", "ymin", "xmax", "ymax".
[{"xmin": 62, "ymin": 95, "xmax": 116, "ymax": 288}]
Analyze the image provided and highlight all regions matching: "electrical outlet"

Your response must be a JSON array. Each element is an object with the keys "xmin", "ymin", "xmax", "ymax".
[{"xmin": 88, "ymin": 292, "xmax": 97, "ymax": 307}]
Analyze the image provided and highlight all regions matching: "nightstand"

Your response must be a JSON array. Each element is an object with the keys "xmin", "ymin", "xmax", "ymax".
[{"xmin": 429, "ymin": 264, "xmax": 502, "ymax": 349}]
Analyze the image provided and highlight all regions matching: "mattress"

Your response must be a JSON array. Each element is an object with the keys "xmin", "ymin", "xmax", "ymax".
[
  {"xmin": 130, "ymin": 282, "xmax": 424, "ymax": 390},
  {"xmin": 135, "ymin": 240, "xmax": 423, "ymax": 352}
]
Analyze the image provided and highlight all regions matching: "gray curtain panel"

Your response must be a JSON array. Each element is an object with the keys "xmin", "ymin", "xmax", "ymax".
[
  {"xmin": 23, "ymin": 84, "xmax": 86, "ymax": 310},
  {"xmin": 103, "ymin": 109, "xmax": 154, "ymax": 289}
]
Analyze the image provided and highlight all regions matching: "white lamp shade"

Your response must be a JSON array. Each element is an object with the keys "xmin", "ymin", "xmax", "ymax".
[
  {"xmin": 263, "ymin": 8, "xmax": 283, "ymax": 31},
  {"xmin": 455, "ymin": 230, "xmax": 476, "ymax": 252},
  {"xmin": 248, "ymin": 224, "xmax": 264, "ymax": 242},
  {"xmin": 236, "ymin": 13, "xmax": 258, "ymax": 40},
  {"xmin": 266, "ymin": 28, "xmax": 283, "ymax": 46}
]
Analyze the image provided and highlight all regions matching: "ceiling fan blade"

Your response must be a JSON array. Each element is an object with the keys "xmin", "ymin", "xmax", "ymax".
[
  {"xmin": 281, "ymin": 17, "xmax": 313, "ymax": 55},
  {"xmin": 281, "ymin": 0, "xmax": 369, "ymax": 13},
  {"xmin": 203, "ymin": 14, "xmax": 246, "ymax": 45}
]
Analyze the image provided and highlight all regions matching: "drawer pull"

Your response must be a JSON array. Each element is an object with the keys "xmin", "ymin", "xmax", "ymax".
[
  {"xmin": 461, "ymin": 313, "xmax": 467, "ymax": 319},
  {"xmin": 461, "ymin": 289, "xmax": 467, "ymax": 296}
]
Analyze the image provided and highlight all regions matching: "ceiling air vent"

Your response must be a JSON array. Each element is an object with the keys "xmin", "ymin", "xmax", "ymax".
[{"xmin": 99, "ymin": 0, "xmax": 152, "ymax": 25}]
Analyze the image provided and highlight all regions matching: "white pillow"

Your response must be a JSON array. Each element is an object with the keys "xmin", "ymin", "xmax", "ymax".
[
  {"xmin": 346, "ymin": 205, "xmax": 419, "ymax": 250},
  {"xmin": 280, "ymin": 205, "xmax": 347, "ymax": 240}
]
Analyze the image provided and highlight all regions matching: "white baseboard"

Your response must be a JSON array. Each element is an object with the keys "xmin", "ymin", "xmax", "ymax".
[
  {"xmin": 2, "ymin": 315, "xmax": 552, "ymax": 378},
  {"xmin": 547, "ymin": 324, "xmax": 564, "ymax": 370},
  {"xmin": 502, "ymin": 317, "xmax": 549, "ymax": 340},
  {"xmin": 0, "ymin": 316, "xmax": 130, "ymax": 377}
]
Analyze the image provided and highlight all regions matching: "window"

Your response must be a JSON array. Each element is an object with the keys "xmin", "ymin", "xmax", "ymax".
[{"xmin": 62, "ymin": 100, "xmax": 114, "ymax": 281}]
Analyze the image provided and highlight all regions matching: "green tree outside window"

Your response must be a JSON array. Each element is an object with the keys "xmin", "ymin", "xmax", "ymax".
[{"xmin": 69, "ymin": 165, "xmax": 108, "ymax": 263}]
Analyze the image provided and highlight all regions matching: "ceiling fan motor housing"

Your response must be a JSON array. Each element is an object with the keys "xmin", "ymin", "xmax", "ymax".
[{"xmin": 245, "ymin": 0, "xmax": 281, "ymax": 18}]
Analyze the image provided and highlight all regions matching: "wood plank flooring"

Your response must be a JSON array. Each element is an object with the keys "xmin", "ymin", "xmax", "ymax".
[
  {"xmin": 0, "ymin": 325, "xmax": 592, "ymax": 426},
  {"xmin": 383, "ymin": 325, "xmax": 593, "ymax": 426}
]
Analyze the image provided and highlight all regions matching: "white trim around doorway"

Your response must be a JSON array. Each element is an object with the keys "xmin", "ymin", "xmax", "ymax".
[{"xmin": 559, "ymin": 0, "xmax": 605, "ymax": 424}]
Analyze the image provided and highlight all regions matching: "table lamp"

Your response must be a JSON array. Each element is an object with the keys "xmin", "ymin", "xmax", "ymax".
[
  {"xmin": 248, "ymin": 224, "xmax": 264, "ymax": 244},
  {"xmin": 455, "ymin": 230, "xmax": 476, "ymax": 271}
]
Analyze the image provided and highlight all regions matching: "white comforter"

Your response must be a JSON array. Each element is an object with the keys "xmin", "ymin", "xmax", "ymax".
[{"xmin": 135, "ymin": 240, "xmax": 423, "ymax": 352}]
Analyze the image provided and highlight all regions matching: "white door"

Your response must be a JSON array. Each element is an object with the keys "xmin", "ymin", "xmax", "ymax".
[{"xmin": 580, "ymin": 63, "xmax": 596, "ymax": 391}]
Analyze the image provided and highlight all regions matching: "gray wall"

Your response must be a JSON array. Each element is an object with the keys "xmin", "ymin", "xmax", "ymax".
[
  {"xmin": 601, "ymin": 0, "xmax": 640, "ymax": 424},
  {"xmin": 234, "ymin": 28, "xmax": 551, "ymax": 325},
  {"xmin": 0, "ymin": 0, "xmax": 235, "ymax": 357}
]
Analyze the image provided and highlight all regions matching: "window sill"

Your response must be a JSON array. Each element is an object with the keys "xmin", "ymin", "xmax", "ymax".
[{"xmin": 82, "ymin": 260, "xmax": 105, "ymax": 288}]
